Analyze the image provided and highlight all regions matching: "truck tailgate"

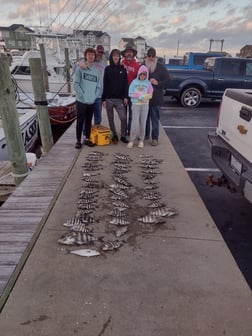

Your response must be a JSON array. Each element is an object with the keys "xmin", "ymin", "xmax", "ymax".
[{"xmin": 216, "ymin": 89, "xmax": 252, "ymax": 163}]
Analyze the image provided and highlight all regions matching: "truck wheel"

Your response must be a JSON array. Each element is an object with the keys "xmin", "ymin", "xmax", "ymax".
[{"xmin": 180, "ymin": 87, "xmax": 201, "ymax": 108}]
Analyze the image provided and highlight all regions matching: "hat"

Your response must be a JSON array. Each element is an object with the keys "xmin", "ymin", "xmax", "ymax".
[
  {"xmin": 96, "ymin": 45, "xmax": 104, "ymax": 53},
  {"xmin": 121, "ymin": 43, "xmax": 137, "ymax": 57},
  {"xmin": 147, "ymin": 47, "xmax": 156, "ymax": 57}
]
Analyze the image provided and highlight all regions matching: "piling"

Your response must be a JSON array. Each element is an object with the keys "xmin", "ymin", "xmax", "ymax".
[
  {"xmin": 0, "ymin": 55, "xmax": 28, "ymax": 185},
  {"xmin": 29, "ymin": 57, "xmax": 54, "ymax": 154}
]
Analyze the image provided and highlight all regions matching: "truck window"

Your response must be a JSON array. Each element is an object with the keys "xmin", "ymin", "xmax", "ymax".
[
  {"xmin": 245, "ymin": 62, "xmax": 252, "ymax": 76},
  {"xmin": 220, "ymin": 60, "xmax": 241, "ymax": 76},
  {"xmin": 193, "ymin": 55, "xmax": 207, "ymax": 66}
]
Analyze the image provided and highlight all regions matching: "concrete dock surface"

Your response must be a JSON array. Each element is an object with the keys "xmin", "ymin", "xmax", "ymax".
[{"xmin": 0, "ymin": 119, "xmax": 251, "ymax": 335}]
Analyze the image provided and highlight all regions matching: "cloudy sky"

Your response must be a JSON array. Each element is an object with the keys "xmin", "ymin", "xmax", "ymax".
[{"xmin": 1, "ymin": 0, "xmax": 252, "ymax": 60}]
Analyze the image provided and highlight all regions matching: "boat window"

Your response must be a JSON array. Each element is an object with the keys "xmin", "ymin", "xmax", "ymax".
[
  {"xmin": 11, "ymin": 66, "xmax": 31, "ymax": 75},
  {"xmin": 245, "ymin": 62, "xmax": 252, "ymax": 76}
]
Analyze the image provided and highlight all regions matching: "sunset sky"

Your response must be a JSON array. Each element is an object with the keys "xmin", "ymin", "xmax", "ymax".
[{"xmin": 1, "ymin": 0, "xmax": 251, "ymax": 59}]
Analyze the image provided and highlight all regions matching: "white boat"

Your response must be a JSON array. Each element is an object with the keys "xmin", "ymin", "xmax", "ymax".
[
  {"xmin": 0, "ymin": 108, "xmax": 38, "ymax": 161},
  {"xmin": 10, "ymin": 49, "xmax": 73, "ymax": 94}
]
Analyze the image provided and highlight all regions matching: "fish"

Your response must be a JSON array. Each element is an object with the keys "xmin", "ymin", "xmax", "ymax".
[
  {"xmin": 109, "ymin": 218, "xmax": 130, "ymax": 226},
  {"xmin": 78, "ymin": 203, "xmax": 95, "ymax": 210},
  {"xmin": 75, "ymin": 232, "xmax": 96, "ymax": 245},
  {"xmin": 109, "ymin": 183, "xmax": 129, "ymax": 190},
  {"xmin": 113, "ymin": 176, "xmax": 131, "ymax": 187},
  {"xmin": 141, "ymin": 169, "xmax": 161, "ymax": 174},
  {"xmin": 114, "ymin": 226, "xmax": 128, "ymax": 237},
  {"xmin": 70, "ymin": 249, "xmax": 100, "ymax": 257},
  {"xmin": 83, "ymin": 181, "xmax": 103, "ymax": 188},
  {"xmin": 110, "ymin": 194, "xmax": 128, "ymax": 200},
  {"xmin": 114, "ymin": 163, "xmax": 131, "ymax": 169},
  {"xmin": 137, "ymin": 215, "xmax": 166, "ymax": 224},
  {"xmin": 112, "ymin": 201, "xmax": 129, "ymax": 209},
  {"xmin": 71, "ymin": 222, "xmax": 92, "ymax": 233},
  {"xmin": 82, "ymin": 172, "xmax": 100, "ymax": 177},
  {"xmin": 63, "ymin": 217, "xmax": 84, "ymax": 228},
  {"xmin": 109, "ymin": 188, "xmax": 128, "ymax": 198},
  {"xmin": 101, "ymin": 240, "xmax": 123, "ymax": 251},
  {"xmin": 76, "ymin": 209, "xmax": 93, "ymax": 215},
  {"xmin": 108, "ymin": 209, "xmax": 126, "ymax": 217},
  {"xmin": 150, "ymin": 207, "xmax": 178, "ymax": 217},
  {"xmin": 143, "ymin": 184, "xmax": 159, "ymax": 190},
  {"xmin": 143, "ymin": 191, "xmax": 162, "ymax": 200},
  {"xmin": 147, "ymin": 201, "xmax": 166, "ymax": 208},
  {"xmin": 77, "ymin": 198, "xmax": 96, "ymax": 204},
  {"xmin": 58, "ymin": 232, "xmax": 77, "ymax": 245}
]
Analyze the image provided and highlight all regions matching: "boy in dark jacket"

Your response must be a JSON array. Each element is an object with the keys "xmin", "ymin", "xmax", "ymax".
[{"xmin": 102, "ymin": 49, "xmax": 129, "ymax": 144}]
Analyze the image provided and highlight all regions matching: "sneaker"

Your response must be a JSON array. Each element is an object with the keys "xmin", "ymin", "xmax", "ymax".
[
  {"xmin": 151, "ymin": 139, "xmax": 158, "ymax": 146},
  {"xmin": 120, "ymin": 136, "xmax": 129, "ymax": 144},
  {"xmin": 127, "ymin": 142, "xmax": 134, "ymax": 149},
  {"xmin": 84, "ymin": 139, "xmax": 96, "ymax": 147},
  {"xmin": 138, "ymin": 141, "xmax": 144, "ymax": 148},
  {"xmin": 75, "ymin": 141, "xmax": 81, "ymax": 149}
]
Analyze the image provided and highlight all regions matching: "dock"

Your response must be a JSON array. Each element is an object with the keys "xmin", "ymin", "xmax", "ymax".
[
  {"xmin": 0, "ymin": 120, "xmax": 251, "ymax": 335},
  {"xmin": 0, "ymin": 161, "xmax": 15, "ymax": 202}
]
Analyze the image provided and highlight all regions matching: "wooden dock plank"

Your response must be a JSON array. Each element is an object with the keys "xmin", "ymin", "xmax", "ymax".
[{"xmin": 0, "ymin": 121, "xmax": 78, "ymax": 305}]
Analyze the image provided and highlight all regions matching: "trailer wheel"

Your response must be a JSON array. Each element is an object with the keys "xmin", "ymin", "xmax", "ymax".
[{"xmin": 180, "ymin": 87, "xmax": 201, "ymax": 108}]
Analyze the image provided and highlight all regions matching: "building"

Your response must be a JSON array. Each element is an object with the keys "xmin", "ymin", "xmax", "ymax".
[
  {"xmin": 72, "ymin": 30, "xmax": 110, "ymax": 59},
  {"xmin": 119, "ymin": 36, "xmax": 147, "ymax": 62},
  {"xmin": 237, "ymin": 45, "xmax": 252, "ymax": 58},
  {"xmin": 0, "ymin": 24, "xmax": 34, "ymax": 51}
]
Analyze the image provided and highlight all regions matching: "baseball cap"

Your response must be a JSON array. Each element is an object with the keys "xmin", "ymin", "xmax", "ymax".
[
  {"xmin": 147, "ymin": 47, "xmax": 156, "ymax": 57},
  {"xmin": 96, "ymin": 45, "xmax": 104, "ymax": 53}
]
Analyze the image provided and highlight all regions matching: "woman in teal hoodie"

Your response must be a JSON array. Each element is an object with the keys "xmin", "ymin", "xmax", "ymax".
[
  {"xmin": 73, "ymin": 48, "xmax": 100, "ymax": 148},
  {"xmin": 127, "ymin": 65, "xmax": 153, "ymax": 148}
]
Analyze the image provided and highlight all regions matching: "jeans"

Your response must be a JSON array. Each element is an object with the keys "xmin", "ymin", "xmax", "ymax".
[
  {"xmin": 125, "ymin": 98, "xmax": 132, "ymax": 135},
  {"xmin": 106, "ymin": 98, "xmax": 127, "ymax": 137},
  {"xmin": 76, "ymin": 101, "xmax": 95, "ymax": 142},
  {"xmin": 93, "ymin": 97, "xmax": 102, "ymax": 125},
  {"xmin": 145, "ymin": 105, "xmax": 160, "ymax": 140}
]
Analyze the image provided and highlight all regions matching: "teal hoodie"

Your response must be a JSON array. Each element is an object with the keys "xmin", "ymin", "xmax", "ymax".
[{"xmin": 73, "ymin": 64, "xmax": 100, "ymax": 104}]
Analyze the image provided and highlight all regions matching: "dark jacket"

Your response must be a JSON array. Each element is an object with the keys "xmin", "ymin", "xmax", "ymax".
[
  {"xmin": 143, "ymin": 61, "xmax": 170, "ymax": 106},
  {"xmin": 102, "ymin": 50, "xmax": 128, "ymax": 101}
]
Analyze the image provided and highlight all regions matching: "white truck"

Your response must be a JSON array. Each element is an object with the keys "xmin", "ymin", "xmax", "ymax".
[{"xmin": 208, "ymin": 88, "xmax": 252, "ymax": 204}]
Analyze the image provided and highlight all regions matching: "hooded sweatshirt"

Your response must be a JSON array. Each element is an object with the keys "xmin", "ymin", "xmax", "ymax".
[
  {"xmin": 128, "ymin": 65, "xmax": 153, "ymax": 105},
  {"xmin": 73, "ymin": 64, "xmax": 100, "ymax": 104},
  {"xmin": 102, "ymin": 49, "xmax": 128, "ymax": 101}
]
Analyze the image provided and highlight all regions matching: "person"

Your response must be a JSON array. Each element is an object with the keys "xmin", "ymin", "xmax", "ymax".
[
  {"xmin": 73, "ymin": 47, "xmax": 100, "ymax": 149},
  {"xmin": 78, "ymin": 44, "xmax": 106, "ymax": 129},
  {"xmin": 121, "ymin": 43, "xmax": 140, "ymax": 135},
  {"xmin": 102, "ymin": 49, "xmax": 129, "ymax": 144},
  {"xmin": 127, "ymin": 65, "xmax": 153, "ymax": 149},
  {"xmin": 144, "ymin": 47, "xmax": 170, "ymax": 146}
]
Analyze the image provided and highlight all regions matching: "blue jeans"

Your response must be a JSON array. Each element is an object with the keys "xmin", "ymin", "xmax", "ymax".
[{"xmin": 145, "ymin": 105, "xmax": 160, "ymax": 140}]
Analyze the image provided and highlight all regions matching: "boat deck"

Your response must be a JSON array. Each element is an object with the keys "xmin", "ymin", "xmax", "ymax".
[{"xmin": 0, "ymin": 161, "xmax": 15, "ymax": 202}]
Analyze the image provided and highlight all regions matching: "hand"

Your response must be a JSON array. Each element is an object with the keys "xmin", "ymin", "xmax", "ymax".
[{"xmin": 150, "ymin": 78, "xmax": 158, "ymax": 85}]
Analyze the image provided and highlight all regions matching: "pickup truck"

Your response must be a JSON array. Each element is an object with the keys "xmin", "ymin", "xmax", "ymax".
[
  {"xmin": 208, "ymin": 88, "xmax": 252, "ymax": 204},
  {"xmin": 165, "ymin": 51, "xmax": 225, "ymax": 70},
  {"xmin": 165, "ymin": 57, "xmax": 252, "ymax": 108}
]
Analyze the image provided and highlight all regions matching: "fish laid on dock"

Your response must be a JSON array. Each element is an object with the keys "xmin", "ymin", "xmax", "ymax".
[{"xmin": 70, "ymin": 249, "xmax": 100, "ymax": 257}]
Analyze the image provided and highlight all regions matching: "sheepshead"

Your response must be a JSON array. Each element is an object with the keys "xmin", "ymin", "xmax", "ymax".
[
  {"xmin": 82, "ymin": 164, "xmax": 103, "ymax": 171},
  {"xmin": 109, "ymin": 183, "xmax": 129, "ymax": 190},
  {"xmin": 58, "ymin": 232, "xmax": 77, "ymax": 245},
  {"xmin": 114, "ymin": 153, "xmax": 132, "ymax": 160},
  {"xmin": 114, "ymin": 226, "xmax": 128, "ymax": 238},
  {"xmin": 113, "ymin": 176, "xmax": 131, "ymax": 187},
  {"xmin": 70, "ymin": 249, "xmax": 100, "ymax": 257},
  {"xmin": 74, "ymin": 213, "xmax": 94, "ymax": 224},
  {"xmin": 75, "ymin": 231, "xmax": 96, "ymax": 245},
  {"xmin": 113, "ymin": 168, "xmax": 130, "ymax": 175},
  {"xmin": 143, "ymin": 184, "xmax": 159, "ymax": 190},
  {"xmin": 114, "ymin": 163, "xmax": 131, "ymax": 169},
  {"xmin": 141, "ymin": 169, "xmax": 161, "ymax": 175},
  {"xmin": 63, "ymin": 217, "xmax": 84, "ymax": 228},
  {"xmin": 78, "ymin": 203, "xmax": 95, "ymax": 210},
  {"xmin": 147, "ymin": 201, "xmax": 166, "ymax": 208},
  {"xmin": 80, "ymin": 188, "xmax": 98, "ymax": 195},
  {"xmin": 143, "ymin": 191, "xmax": 162, "ymax": 200},
  {"xmin": 108, "ymin": 209, "xmax": 126, "ymax": 217},
  {"xmin": 82, "ymin": 176, "xmax": 100, "ymax": 182},
  {"xmin": 109, "ymin": 188, "xmax": 128, "ymax": 198},
  {"xmin": 112, "ymin": 201, "xmax": 129, "ymax": 209},
  {"xmin": 150, "ymin": 207, "xmax": 178, "ymax": 217},
  {"xmin": 77, "ymin": 198, "xmax": 96, "ymax": 204},
  {"xmin": 110, "ymin": 194, "xmax": 128, "ymax": 200},
  {"xmin": 71, "ymin": 222, "xmax": 92, "ymax": 233},
  {"xmin": 76, "ymin": 209, "xmax": 93, "ymax": 215},
  {"xmin": 142, "ymin": 174, "xmax": 156, "ymax": 181},
  {"xmin": 109, "ymin": 218, "xmax": 130, "ymax": 226},
  {"xmin": 83, "ymin": 181, "xmax": 103, "ymax": 188},
  {"xmin": 137, "ymin": 215, "xmax": 165, "ymax": 224},
  {"xmin": 101, "ymin": 240, "xmax": 123, "ymax": 251}
]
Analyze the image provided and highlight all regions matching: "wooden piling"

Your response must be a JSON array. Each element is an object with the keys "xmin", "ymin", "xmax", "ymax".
[
  {"xmin": 39, "ymin": 43, "xmax": 49, "ymax": 92},
  {"xmin": 0, "ymin": 55, "xmax": 28, "ymax": 186},
  {"xmin": 29, "ymin": 58, "xmax": 54, "ymax": 155},
  {"xmin": 64, "ymin": 48, "xmax": 71, "ymax": 93}
]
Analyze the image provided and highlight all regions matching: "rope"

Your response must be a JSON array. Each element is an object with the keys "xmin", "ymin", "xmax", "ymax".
[{"xmin": 49, "ymin": 115, "xmax": 76, "ymax": 124}]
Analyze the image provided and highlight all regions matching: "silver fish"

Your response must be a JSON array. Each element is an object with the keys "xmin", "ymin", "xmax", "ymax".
[
  {"xmin": 150, "ymin": 207, "xmax": 178, "ymax": 217},
  {"xmin": 101, "ymin": 240, "xmax": 123, "ymax": 251},
  {"xmin": 137, "ymin": 215, "xmax": 165, "ymax": 224},
  {"xmin": 109, "ymin": 183, "xmax": 129, "ymax": 190},
  {"xmin": 82, "ymin": 172, "xmax": 100, "ymax": 177},
  {"xmin": 114, "ymin": 226, "xmax": 128, "ymax": 237},
  {"xmin": 70, "ymin": 249, "xmax": 100, "ymax": 257},
  {"xmin": 109, "ymin": 218, "xmax": 130, "ymax": 226},
  {"xmin": 143, "ymin": 184, "xmax": 159, "ymax": 190}
]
